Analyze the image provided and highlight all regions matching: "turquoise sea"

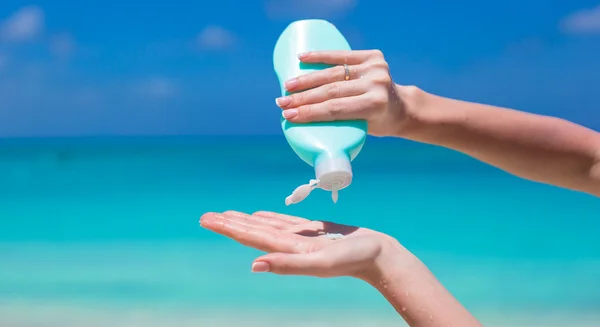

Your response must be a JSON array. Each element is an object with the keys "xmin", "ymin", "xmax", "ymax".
[{"xmin": 0, "ymin": 136, "xmax": 599, "ymax": 327}]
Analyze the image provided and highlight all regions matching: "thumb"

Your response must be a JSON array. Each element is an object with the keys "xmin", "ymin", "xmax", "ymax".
[{"xmin": 251, "ymin": 252, "xmax": 333, "ymax": 277}]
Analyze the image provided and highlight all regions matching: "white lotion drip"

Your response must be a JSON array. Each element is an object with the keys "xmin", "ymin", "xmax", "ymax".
[
  {"xmin": 331, "ymin": 185, "xmax": 339, "ymax": 203},
  {"xmin": 324, "ymin": 233, "xmax": 344, "ymax": 240}
]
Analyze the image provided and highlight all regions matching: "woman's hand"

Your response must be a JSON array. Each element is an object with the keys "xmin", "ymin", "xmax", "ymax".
[
  {"xmin": 200, "ymin": 210, "xmax": 407, "ymax": 279},
  {"xmin": 276, "ymin": 50, "xmax": 420, "ymax": 137},
  {"xmin": 200, "ymin": 210, "xmax": 483, "ymax": 327}
]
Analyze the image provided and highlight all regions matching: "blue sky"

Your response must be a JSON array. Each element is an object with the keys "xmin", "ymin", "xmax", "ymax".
[{"xmin": 0, "ymin": 0, "xmax": 599, "ymax": 137}]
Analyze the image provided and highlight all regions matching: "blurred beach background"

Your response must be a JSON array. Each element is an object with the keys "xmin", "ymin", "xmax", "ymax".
[
  {"xmin": 1, "ymin": 1, "xmax": 600, "ymax": 326},
  {"xmin": 1, "ymin": 137, "xmax": 599, "ymax": 327}
]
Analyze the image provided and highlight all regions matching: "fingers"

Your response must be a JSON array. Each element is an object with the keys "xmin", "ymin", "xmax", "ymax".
[
  {"xmin": 283, "ymin": 64, "xmax": 361, "ymax": 92},
  {"xmin": 275, "ymin": 49, "xmax": 391, "ymax": 124},
  {"xmin": 284, "ymin": 50, "xmax": 386, "ymax": 93},
  {"xmin": 298, "ymin": 50, "xmax": 383, "ymax": 65},
  {"xmin": 252, "ymin": 211, "xmax": 310, "ymax": 224},
  {"xmin": 200, "ymin": 212, "xmax": 304, "ymax": 253},
  {"xmin": 252, "ymin": 252, "xmax": 334, "ymax": 277},
  {"xmin": 222, "ymin": 211, "xmax": 291, "ymax": 230},
  {"xmin": 281, "ymin": 94, "xmax": 374, "ymax": 122},
  {"xmin": 251, "ymin": 212, "xmax": 336, "ymax": 236},
  {"xmin": 277, "ymin": 79, "xmax": 366, "ymax": 110}
]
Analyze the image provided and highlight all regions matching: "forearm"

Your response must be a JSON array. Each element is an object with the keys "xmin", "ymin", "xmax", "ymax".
[
  {"xmin": 398, "ymin": 86, "xmax": 600, "ymax": 196},
  {"xmin": 361, "ymin": 239, "xmax": 482, "ymax": 327}
]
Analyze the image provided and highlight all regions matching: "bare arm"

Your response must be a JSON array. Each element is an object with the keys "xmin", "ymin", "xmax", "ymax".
[
  {"xmin": 362, "ymin": 237, "xmax": 483, "ymax": 327},
  {"xmin": 274, "ymin": 50, "xmax": 600, "ymax": 196},
  {"xmin": 399, "ymin": 86, "xmax": 600, "ymax": 197}
]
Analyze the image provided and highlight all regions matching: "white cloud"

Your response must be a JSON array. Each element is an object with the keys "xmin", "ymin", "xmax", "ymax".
[
  {"xmin": 49, "ymin": 33, "xmax": 76, "ymax": 59},
  {"xmin": 561, "ymin": 5, "xmax": 600, "ymax": 34},
  {"xmin": 265, "ymin": 0, "xmax": 357, "ymax": 20},
  {"xmin": 197, "ymin": 25, "xmax": 236, "ymax": 51},
  {"xmin": 0, "ymin": 6, "xmax": 45, "ymax": 43},
  {"xmin": 133, "ymin": 77, "xmax": 178, "ymax": 99}
]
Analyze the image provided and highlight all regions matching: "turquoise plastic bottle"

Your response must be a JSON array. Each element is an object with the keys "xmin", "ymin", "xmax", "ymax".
[{"xmin": 273, "ymin": 19, "xmax": 368, "ymax": 205}]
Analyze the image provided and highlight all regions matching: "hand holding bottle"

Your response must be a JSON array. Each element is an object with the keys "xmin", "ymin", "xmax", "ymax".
[
  {"xmin": 275, "ymin": 50, "xmax": 418, "ymax": 137},
  {"xmin": 275, "ymin": 49, "xmax": 600, "ymax": 197}
]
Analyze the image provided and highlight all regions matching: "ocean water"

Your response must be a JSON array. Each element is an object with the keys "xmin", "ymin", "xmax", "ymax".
[{"xmin": 0, "ymin": 135, "xmax": 599, "ymax": 327}]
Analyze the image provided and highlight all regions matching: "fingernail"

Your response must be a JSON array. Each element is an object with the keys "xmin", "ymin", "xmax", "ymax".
[
  {"xmin": 275, "ymin": 96, "xmax": 291, "ymax": 107},
  {"xmin": 284, "ymin": 79, "xmax": 299, "ymax": 90},
  {"xmin": 282, "ymin": 109, "xmax": 298, "ymax": 119},
  {"xmin": 251, "ymin": 262, "xmax": 270, "ymax": 273},
  {"xmin": 297, "ymin": 52, "xmax": 308, "ymax": 60}
]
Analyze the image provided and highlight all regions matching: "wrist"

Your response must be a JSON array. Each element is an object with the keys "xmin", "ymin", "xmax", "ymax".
[
  {"xmin": 392, "ymin": 84, "xmax": 430, "ymax": 139},
  {"xmin": 392, "ymin": 84, "xmax": 460, "ymax": 144},
  {"xmin": 356, "ymin": 233, "xmax": 424, "ymax": 287},
  {"xmin": 357, "ymin": 235, "xmax": 483, "ymax": 326}
]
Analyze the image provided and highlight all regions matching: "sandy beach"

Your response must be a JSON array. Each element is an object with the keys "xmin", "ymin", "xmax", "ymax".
[{"xmin": 1, "ymin": 302, "xmax": 599, "ymax": 327}]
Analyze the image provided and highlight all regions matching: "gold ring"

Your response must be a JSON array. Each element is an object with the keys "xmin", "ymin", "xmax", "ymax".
[{"xmin": 343, "ymin": 64, "xmax": 350, "ymax": 81}]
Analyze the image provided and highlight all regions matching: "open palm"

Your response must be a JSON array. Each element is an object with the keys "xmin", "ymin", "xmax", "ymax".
[{"xmin": 200, "ymin": 211, "xmax": 390, "ymax": 278}]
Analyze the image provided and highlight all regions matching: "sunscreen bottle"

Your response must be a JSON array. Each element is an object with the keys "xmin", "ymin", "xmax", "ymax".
[{"xmin": 273, "ymin": 19, "xmax": 367, "ymax": 205}]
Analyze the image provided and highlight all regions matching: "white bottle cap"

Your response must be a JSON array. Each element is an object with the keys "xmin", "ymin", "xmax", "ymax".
[
  {"xmin": 315, "ymin": 156, "xmax": 353, "ymax": 192},
  {"xmin": 285, "ymin": 156, "xmax": 353, "ymax": 205},
  {"xmin": 285, "ymin": 179, "xmax": 319, "ymax": 206}
]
